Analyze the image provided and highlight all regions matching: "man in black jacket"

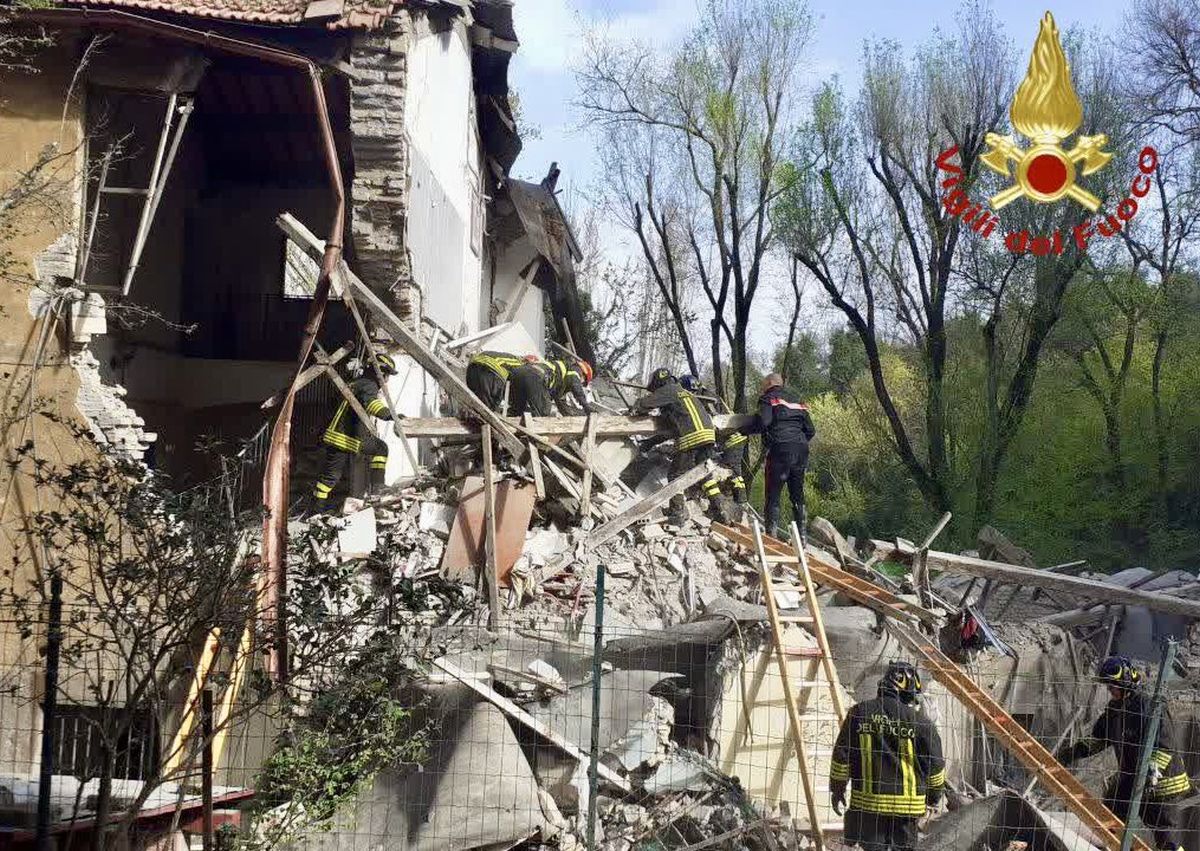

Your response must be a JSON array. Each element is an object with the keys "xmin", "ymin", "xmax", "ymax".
[
  {"xmin": 634, "ymin": 368, "xmax": 726, "ymax": 523},
  {"xmin": 313, "ymin": 351, "xmax": 398, "ymax": 511},
  {"xmin": 830, "ymin": 662, "xmax": 945, "ymax": 851},
  {"xmin": 741, "ymin": 373, "xmax": 815, "ymax": 539},
  {"xmin": 1055, "ymin": 656, "xmax": 1189, "ymax": 851}
]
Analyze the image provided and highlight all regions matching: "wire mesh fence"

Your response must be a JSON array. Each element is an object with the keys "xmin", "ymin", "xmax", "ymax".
[{"xmin": 2, "ymin": 581, "xmax": 1199, "ymax": 851}]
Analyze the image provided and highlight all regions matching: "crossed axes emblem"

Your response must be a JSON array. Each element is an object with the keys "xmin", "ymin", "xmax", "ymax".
[{"xmin": 981, "ymin": 132, "xmax": 1112, "ymax": 212}]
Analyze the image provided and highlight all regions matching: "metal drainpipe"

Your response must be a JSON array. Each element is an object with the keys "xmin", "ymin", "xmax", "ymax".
[{"xmin": 22, "ymin": 8, "xmax": 348, "ymax": 679}]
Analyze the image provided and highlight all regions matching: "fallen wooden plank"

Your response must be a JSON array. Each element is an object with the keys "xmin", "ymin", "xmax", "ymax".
[
  {"xmin": 912, "ymin": 550, "xmax": 1200, "ymax": 620},
  {"xmin": 481, "ymin": 425, "xmax": 501, "ymax": 630},
  {"xmin": 277, "ymin": 212, "xmax": 526, "ymax": 457},
  {"xmin": 587, "ymin": 463, "xmax": 711, "ymax": 549},
  {"xmin": 261, "ymin": 341, "xmax": 354, "ymax": 410},
  {"xmin": 384, "ymin": 413, "xmax": 754, "ymax": 438},
  {"xmin": 579, "ymin": 413, "xmax": 597, "ymax": 518},
  {"xmin": 432, "ymin": 658, "xmax": 631, "ymax": 792},
  {"xmin": 523, "ymin": 413, "xmax": 546, "ymax": 500}
]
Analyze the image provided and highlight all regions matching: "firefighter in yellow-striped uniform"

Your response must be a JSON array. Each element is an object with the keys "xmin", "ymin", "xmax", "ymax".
[
  {"xmin": 830, "ymin": 662, "xmax": 945, "ymax": 851},
  {"xmin": 633, "ymin": 368, "xmax": 729, "ymax": 524},
  {"xmin": 466, "ymin": 350, "xmax": 529, "ymax": 412},
  {"xmin": 680, "ymin": 375, "xmax": 747, "ymax": 504},
  {"xmin": 1055, "ymin": 656, "xmax": 1190, "ymax": 851},
  {"xmin": 312, "ymin": 351, "xmax": 398, "ymax": 512},
  {"xmin": 508, "ymin": 357, "xmax": 595, "ymax": 417}
]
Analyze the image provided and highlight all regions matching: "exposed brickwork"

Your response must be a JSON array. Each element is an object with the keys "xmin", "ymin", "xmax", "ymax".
[{"xmin": 348, "ymin": 13, "xmax": 414, "ymax": 317}]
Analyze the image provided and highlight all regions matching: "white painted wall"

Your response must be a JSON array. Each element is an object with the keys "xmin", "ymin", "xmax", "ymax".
[
  {"xmin": 405, "ymin": 14, "xmax": 483, "ymax": 338},
  {"xmin": 489, "ymin": 239, "xmax": 546, "ymax": 356},
  {"xmin": 381, "ymin": 353, "xmax": 438, "ymax": 482}
]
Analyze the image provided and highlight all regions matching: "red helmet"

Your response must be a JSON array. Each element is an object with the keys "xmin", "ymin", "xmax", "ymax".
[
  {"xmin": 578, "ymin": 360, "xmax": 594, "ymax": 385},
  {"xmin": 523, "ymin": 354, "xmax": 540, "ymax": 363}
]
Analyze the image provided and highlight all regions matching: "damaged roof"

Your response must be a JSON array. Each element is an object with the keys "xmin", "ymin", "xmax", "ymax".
[{"xmin": 57, "ymin": 0, "xmax": 403, "ymax": 28}]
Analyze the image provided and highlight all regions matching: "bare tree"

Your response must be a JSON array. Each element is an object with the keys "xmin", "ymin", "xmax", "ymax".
[
  {"xmin": 780, "ymin": 7, "xmax": 1127, "ymax": 525},
  {"xmin": 1124, "ymin": 0, "xmax": 1200, "ymax": 146},
  {"xmin": 578, "ymin": 0, "xmax": 813, "ymax": 409}
]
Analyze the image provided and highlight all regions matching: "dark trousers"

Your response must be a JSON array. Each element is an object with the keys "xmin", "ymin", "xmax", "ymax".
[
  {"xmin": 844, "ymin": 810, "xmax": 917, "ymax": 851},
  {"xmin": 668, "ymin": 443, "xmax": 722, "ymax": 516},
  {"xmin": 509, "ymin": 370, "xmax": 552, "ymax": 417},
  {"xmin": 466, "ymin": 364, "xmax": 507, "ymax": 413},
  {"xmin": 313, "ymin": 434, "xmax": 388, "ymax": 505},
  {"xmin": 764, "ymin": 442, "xmax": 809, "ymax": 538},
  {"xmin": 1107, "ymin": 779, "xmax": 1183, "ymax": 850},
  {"xmin": 721, "ymin": 442, "xmax": 747, "ymax": 502}
]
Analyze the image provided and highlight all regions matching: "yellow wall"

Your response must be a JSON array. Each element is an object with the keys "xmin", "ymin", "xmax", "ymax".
[{"xmin": 0, "ymin": 38, "xmax": 98, "ymax": 774}]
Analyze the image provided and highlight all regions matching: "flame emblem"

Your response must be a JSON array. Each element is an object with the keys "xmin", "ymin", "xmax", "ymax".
[{"xmin": 981, "ymin": 12, "xmax": 1111, "ymax": 211}]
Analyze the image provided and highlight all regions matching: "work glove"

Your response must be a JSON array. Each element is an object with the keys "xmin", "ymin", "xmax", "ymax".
[
  {"xmin": 831, "ymin": 780, "xmax": 847, "ymax": 816},
  {"xmin": 392, "ymin": 419, "xmax": 406, "ymax": 438},
  {"xmin": 1148, "ymin": 765, "xmax": 1163, "ymax": 791}
]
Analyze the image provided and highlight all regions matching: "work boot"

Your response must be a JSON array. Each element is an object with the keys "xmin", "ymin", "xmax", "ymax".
[
  {"xmin": 666, "ymin": 495, "xmax": 689, "ymax": 527},
  {"xmin": 367, "ymin": 466, "xmax": 386, "ymax": 497}
]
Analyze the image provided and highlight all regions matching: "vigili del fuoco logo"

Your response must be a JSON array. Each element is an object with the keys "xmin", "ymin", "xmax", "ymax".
[{"xmin": 934, "ymin": 11, "xmax": 1159, "ymax": 256}]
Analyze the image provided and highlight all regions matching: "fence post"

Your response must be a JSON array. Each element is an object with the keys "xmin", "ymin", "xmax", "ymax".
[
  {"xmin": 202, "ymin": 688, "xmax": 214, "ymax": 851},
  {"xmin": 35, "ymin": 571, "xmax": 63, "ymax": 851},
  {"xmin": 586, "ymin": 564, "xmax": 606, "ymax": 851},
  {"xmin": 1119, "ymin": 639, "xmax": 1178, "ymax": 851}
]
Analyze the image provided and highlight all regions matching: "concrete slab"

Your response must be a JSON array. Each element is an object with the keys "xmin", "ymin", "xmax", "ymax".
[{"xmin": 337, "ymin": 507, "xmax": 377, "ymax": 557}]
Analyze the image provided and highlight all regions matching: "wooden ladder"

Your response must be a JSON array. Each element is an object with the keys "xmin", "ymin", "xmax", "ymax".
[
  {"xmin": 723, "ymin": 522, "xmax": 1150, "ymax": 851},
  {"xmin": 749, "ymin": 517, "xmax": 847, "ymax": 850}
]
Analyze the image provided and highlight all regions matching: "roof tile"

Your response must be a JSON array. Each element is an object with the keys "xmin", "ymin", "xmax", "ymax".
[{"xmin": 60, "ymin": 0, "xmax": 400, "ymax": 28}]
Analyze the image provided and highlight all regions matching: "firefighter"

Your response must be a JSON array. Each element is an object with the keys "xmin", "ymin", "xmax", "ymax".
[
  {"xmin": 312, "ymin": 350, "xmax": 398, "ymax": 511},
  {"xmin": 741, "ymin": 372, "xmax": 815, "ymax": 539},
  {"xmin": 830, "ymin": 661, "xmax": 945, "ymax": 851},
  {"xmin": 1054, "ymin": 656, "xmax": 1190, "ymax": 851},
  {"xmin": 680, "ymin": 375, "xmax": 748, "ymax": 505},
  {"xmin": 633, "ymin": 368, "xmax": 727, "ymax": 524},
  {"xmin": 465, "ymin": 350, "xmax": 527, "ymax": 412},
  {"xmin": 509, "ymin": 357, "xmax": 594, "ymax": 417}
]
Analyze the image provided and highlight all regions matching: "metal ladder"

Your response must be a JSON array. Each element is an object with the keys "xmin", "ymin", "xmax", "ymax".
[
  {"xmin": 748, "ymin": 517, "xmax": 847, "ymax": 850},
  {"xmin": 723, "ymin": 521, "xmax": 1150, "ymax": 851}
]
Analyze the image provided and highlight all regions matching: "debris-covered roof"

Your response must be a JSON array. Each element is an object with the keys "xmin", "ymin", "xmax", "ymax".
[{"xmin": 57, "ymin": 0, "xmax": 402, "ymax": 28}]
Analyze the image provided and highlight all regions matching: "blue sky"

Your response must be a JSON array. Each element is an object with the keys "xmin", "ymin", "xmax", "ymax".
[
  {"xmin": 509, "ymin": 0, "xmax": 1128, "ymax": 187},
  {"xmin": 506, "ymin": 0, "xmax": 1131, "ymax": 359}
]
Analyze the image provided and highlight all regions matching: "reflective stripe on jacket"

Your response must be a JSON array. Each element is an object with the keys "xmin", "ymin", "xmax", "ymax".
[
  {"xmin": 469, "ymin": 351, "xmax": 524, "ymax": 380},
  {"xmin": 831, "ymin": 694, "xmax": 945, "ymax": 817},
  {"xmin": 322, "ymin": 376, "xmax": 392, "ymax": 453}
]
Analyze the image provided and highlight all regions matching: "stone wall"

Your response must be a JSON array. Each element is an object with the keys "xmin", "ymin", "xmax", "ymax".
[{"xmin": 349, "ymin": 14, "xmax": 413, "ymax": 317}]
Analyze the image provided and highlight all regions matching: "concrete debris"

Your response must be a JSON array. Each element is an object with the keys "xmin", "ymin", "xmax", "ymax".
[
  {"xmin": 418, "ymin": 501, "xmax": 456, "ymax": 537},
  {"xmin": 337, "ymin": 507, "xmax": 378, "ymax": 557}
]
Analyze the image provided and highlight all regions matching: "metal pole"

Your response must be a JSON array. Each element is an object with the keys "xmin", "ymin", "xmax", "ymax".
[
  {"xmin": 1119, "ymin": 640, "xmax": 1178, "ymax": 851},
  {"xmin": 202, "ymin": 688, "xmax": 214, "ymax": 851},
  {"xmin": 586, "ymin": 564, "xmax": 606, "ymax": 851},
  {"xmin": 35, "ymin": 571, "xmax": 63, "ymax": 851}
]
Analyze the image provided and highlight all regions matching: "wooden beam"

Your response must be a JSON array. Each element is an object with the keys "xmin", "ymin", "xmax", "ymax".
[
  {"xmin": 579, "ymin": 413, "xmax": 597, "ymax": 518},
  {"xmin": 277, "ymin": 212, "xmax": 526, "ymax": 457},
  {"xmin": 916, "ymin": 550, "xmax": 1200, "ymax": 620},
  {"xmin": 314, "ymin": 347, "xmax": 380, "ymax": 441},
  {"xmin": 445, "ymin": 322, "xmax": 514, "ymax": 352},
  {"xmin": 432, "ymin": 658, "xmax": 631, "ymax": 792},
  {"xmin": 522, "ymin": 414, "xmax": 547, "ymax": 500},
  {"xmin": 386, "ymin": 413, "xmax": 753, "ymax": 438},
  {"xmin": 587, "ymin": 463, "xmax": 710, "ymax": 549},
  {"xmin": 481, "ymin": 424, "xmax": 501, "ymax": 630},
  {"xmin": 261, "ymin": 341, "xmax": 353, "ymax": 410},
  {"xmin": 502, "ymin": 259, "xmax": 540, "ymax": 324}
]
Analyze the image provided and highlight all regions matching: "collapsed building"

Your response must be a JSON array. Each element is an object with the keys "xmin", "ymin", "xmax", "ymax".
[{"xmin": 1, "ymin": 3, "xmax": 1200, "ymax": 851}]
